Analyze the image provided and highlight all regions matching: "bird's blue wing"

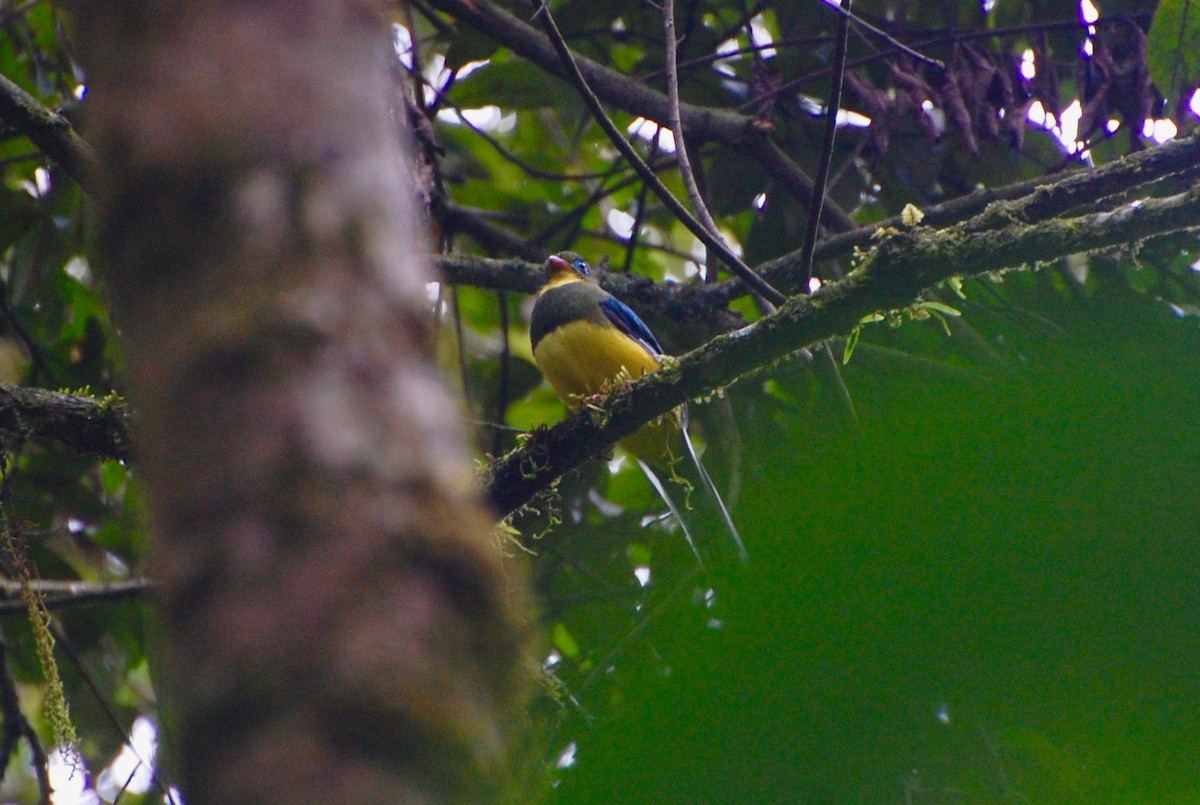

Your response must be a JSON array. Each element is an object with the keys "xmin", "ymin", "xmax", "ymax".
[{"xmin": 599, "ymin": 296, "xmax": 664, "ymax": 357}]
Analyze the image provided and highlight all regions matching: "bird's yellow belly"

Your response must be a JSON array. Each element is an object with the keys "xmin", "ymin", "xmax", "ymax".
[
  {"xmin": 533, "ymin": 321, "xmax": 679, "ymax": 463},
  {"xmin": 533, "ymin": 321, "xmax": 660, "ymax": 405}
]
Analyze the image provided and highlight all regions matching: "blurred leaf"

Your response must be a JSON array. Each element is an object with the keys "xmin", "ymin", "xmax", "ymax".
[
  {"xmin": 443, "ymin": 22, "xmax": 501, "ymax": 69},
  {"xmin": 552, "ymin": 622, "xmax": 581, "ymax": 659},
  {"xmin": 450, "ymin": 59, "xmax": 575, "ymax": 109},
  {"xmin": 706, "ymin": 146, "xmax": 768, "ymax": 217},
  {"xmin": 1147, "ymin": 0, "xmax": 1200, "ymax": 106},
  {"xmin": 919, "ymin": 300, "xmax": 962, "ymax": 317},
  {"xmin": 507, "ymin": 385, "xmax": 567, "ymax": 433}
]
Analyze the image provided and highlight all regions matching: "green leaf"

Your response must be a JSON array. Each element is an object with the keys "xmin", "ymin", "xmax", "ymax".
[
  {"xmin": 945, "ymin": 276, "xmax": 967, "ymax": 299},
  {"xmin": 627, "ymin": 542, "xmax": 652, "ymax": 566},
  {"xmin": 920, "ymin": 301, "xmax": 962, "ymax": 317},
  {"xmin": 443, "ymin": 24, "xmax": 501, "ymax": 69},
  {"xmin": 507, "ymin": 386, "xmax": 566, "ymax": 433},
  {"xmin": 1147, "ymin": 0, "xmax": 1200, "ymax": 105},
  {"xmin": 843, "ymin": 327, "xmax": 862, "ymax": 365},
  {"xmin": 99, "ymin": 459, "xmax": 128, "ymax": 497},
  {"xmin": 603, "ymin": 457, "xmax": 658, "ymax": 512},
  {"xmin": 552, "ymin": 622, "xmax": 581, "ymax": 659},
  {"xmin": 450, "ymin": 59, "xmax": 573, "ymax": 110},
  {"xmin": 706, "ymin": 146, "xmax": 768, "ymax": 217}
]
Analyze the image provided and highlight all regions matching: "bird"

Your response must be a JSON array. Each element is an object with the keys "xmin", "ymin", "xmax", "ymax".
[{"xmin": 529, "ymin": 251, "xmax": 747, "ymax": 564}]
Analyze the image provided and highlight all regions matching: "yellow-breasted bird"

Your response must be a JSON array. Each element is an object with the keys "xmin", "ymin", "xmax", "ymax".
[{"xmin": 530, "ymin": 251, "xmax": 747, "ymax": 563}]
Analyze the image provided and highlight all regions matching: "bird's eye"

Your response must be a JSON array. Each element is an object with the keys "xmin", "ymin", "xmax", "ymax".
[{"xmin": 573, "ymin": 258, "xmax": 590, "ymax": 275}]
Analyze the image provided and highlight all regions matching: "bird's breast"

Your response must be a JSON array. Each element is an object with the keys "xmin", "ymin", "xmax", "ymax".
[{"xmin": 532, "ymin": 319, "xmax": 661, "ymax": 409}]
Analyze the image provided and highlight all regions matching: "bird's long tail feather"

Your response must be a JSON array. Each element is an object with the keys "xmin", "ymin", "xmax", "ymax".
[
  {"xmin": 680, "ymin": 427, "xmax": 749, "ymax": 564},
  {"xmin": 637, "ymin": 458, "xmax": 706, "ymax": 570}
]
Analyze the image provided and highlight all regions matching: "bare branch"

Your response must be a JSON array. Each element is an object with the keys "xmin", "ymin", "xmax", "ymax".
[
  {"xmin": 822, "ymin": 0, "xmax": 944, "ymax": 70},
  {"xmin": 529, "ymin": 0, "xmax": 787, "ymax": 302},
  {"xmin": 427, "ymin": 0, "xmax": 855, "ymax": 232},
  {"xmin": 0, "ymin": 578, "xmax": 153, "ymax": 613},
  {"xmin": 798, "ymin": 0, "xmax": 854, "ymax": 287},
  {"xmin": 662, "ymin": 0, "xmax": 727, "ymax": 282}
]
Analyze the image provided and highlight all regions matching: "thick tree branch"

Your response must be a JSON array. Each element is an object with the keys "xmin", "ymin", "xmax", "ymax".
[
  {"xmin": 486, "ymin": 181, "xmax": 1200, "ymax": 516},
  {"xmin": 439, "ymin": 201, "xmax": 545, "ymax": 261},
  {"xmin": 0, "ymin": 384, "xmax": 132, "ymax": 461},
  {"xmin": 0, "ymin": 74, "xmax": 99, "ymax": 192},
  {"xmin": 435, "ymin": 254, "xmax": 745, "ymax": 336}
]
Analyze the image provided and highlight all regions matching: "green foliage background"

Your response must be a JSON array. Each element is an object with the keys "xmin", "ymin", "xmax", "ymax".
[
  {"xmin": 1, "ymin": 0, "xmax": 1199, "ymax": 801},
  {"xmin": 422, "ymin": 1, "xmax": 1200, "ymax": 800},
  {"xmin": 549, "ymin": 273, "xmax": 1200, "ymax": 802}
]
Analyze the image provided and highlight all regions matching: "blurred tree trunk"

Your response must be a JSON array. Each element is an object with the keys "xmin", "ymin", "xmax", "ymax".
[{"xmin": 74, "ymin": 2, "xmax": 527, "ymax": 801}]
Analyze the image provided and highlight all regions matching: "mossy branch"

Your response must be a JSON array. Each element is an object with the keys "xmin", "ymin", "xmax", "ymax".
[
  {"xmin": 438, "ymin": 131, "xmax": 1200, "ymax": 308},
  {"xmin": 0, "ymin": 384, "xmax": 132, "ymax": 461},
  {"xmin": 485, "ymin": 180, "xmax": 1200, "ymax": 515}
]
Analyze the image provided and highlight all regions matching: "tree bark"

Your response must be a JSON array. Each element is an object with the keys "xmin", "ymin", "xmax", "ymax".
[{"xmin": 74, "ymin": 2, "xmax": 527, "ymax": 801}]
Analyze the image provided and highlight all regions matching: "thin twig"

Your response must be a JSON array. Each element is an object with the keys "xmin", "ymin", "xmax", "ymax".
[
  {"xmin": 400, "ymin": 2, "xmax": 429, "ymax": 110},
  {"xmin": 662, "ymin": 0, "xmax": 728, "ymax": 282},
  {"xmin": 822, "ymin": 0, "xmax": 944, "ymax": 70},
  {"xmin": 464, "ymin": 417, "xmax": 527, "ymax": 434},
  {"xmin": 0, "ymin": 578, "xmax": 153, "ymax": 613},
  {"xmin": 797, "ymin": 0, "xmax": 854, "ymax": 287},
  {"xmin": 756, "ymin": 139, "xmax": 856, "ymax": 232},
  {"xmin": 795, "ymin": 0, "xmax": 863, "ymax": 433},
  {"xmin": 0, "ymin": 279, "xmax": 54, "ymax": 384},
  {"xmin": 740, "ymin": 14, "xmax": 1149, "ymax": 113},
  {"xmin": 640, "ymin": 33, "xmax": 834, "ymax": 82},
  {"xmin": 577, "ymin": 230, "xmax": 702, "ymax": 261},
  {"xmin": 529, "ymin": 0, "xmax": 787, "ymax": 305},
  {"xmin": 623, "ymin": 125, "xmax": 661, "ymax": 272},
  {"xmin": 0, "ymin": 628, "xmax": 52, "ymax": 804},
  {"xmin": 50, "ymin": 623, "xmax": 177, "ymax": 805},
  {"xmin": 530, "ymin": 161, "xmax": 632, "ymax": 246},
  {"xmin": 438, "ymin": 94, "xmax": 638, "ymax": 182}
]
